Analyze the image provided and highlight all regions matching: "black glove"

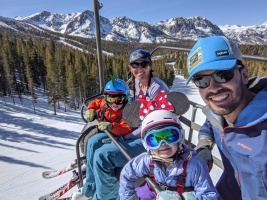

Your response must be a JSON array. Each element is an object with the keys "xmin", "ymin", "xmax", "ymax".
[{"xmin": 197, "ymin": 147, "xmax": 213, "ymax": 172}]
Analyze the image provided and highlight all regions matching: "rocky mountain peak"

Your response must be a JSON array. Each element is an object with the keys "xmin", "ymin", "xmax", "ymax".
[{"xmin": 1, "ymin": 10, "xmax": 266, "ymax": 45}]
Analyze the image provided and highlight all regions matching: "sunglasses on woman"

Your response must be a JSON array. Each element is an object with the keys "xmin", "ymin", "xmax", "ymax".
[
  {"xmin": 130, "ymin": 62, "xmax": 150, "ymax": 69},
  {"xmin": 144, "ymin": 126, "xmax": 183, "ymax": 150},
  {"xmin": 105, "ymin": 95, "xmax": 126, "ymax": 105},
  {"xmin": 192, "ymin": 65, "xmax": 243, "ymax": 89}
]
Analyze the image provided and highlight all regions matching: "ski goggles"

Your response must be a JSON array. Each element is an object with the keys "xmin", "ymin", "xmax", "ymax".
[
  {"xmin": 130, "ymin": 62, "xmax": 150, "ymax": 69},
  {"xmin": 192, "ymin": 65, "xmax": 243, "ymax": 89},
  {"xmin": 105, "ymin": 95, "xmax": 126, "ymax": 105},
  {"xmin": 144, "ymin": 126, "xmax": 183, "ymax": 150}
]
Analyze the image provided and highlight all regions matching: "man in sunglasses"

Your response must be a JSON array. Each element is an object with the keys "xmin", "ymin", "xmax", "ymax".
[
  {"xmin": 119, "ymin": 110, "xmax": 219, "ymax": 200},
  {"xmin": 186, "ymin": 36, "xmax": 267, "ymax": 200}
]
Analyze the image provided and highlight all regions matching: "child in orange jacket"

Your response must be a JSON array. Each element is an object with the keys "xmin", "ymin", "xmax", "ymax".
[{"xmin": 80, "ymin": 79, "xmax": 132, "ymax": 154}]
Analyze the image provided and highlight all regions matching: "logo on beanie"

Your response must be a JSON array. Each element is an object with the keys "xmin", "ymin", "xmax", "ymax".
[
  {"xmin": 188, "ymin": 47, "xmax": 203, "ymax": 71},
  {"xmin": 216, "ymin": 50, "xmax": 229, "ymax": 57}
]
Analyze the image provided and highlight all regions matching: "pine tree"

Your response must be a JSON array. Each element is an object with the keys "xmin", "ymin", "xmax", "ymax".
[
  {"xmin": 23, "ymin": 37, "xmax": 39, "ymax": 113},
  {"xmin": 36, "ymin": 42, "xmax": 47, "ymax": 90},
  {"xmin": 16, "ymin": 38, "xmax": 27, "ymax": 97},
  {"xmin": 55, "ymin": 47, "xmax": 68, "ymax": 111},
  {"xmin": 1, "ymin": 33, "xmax": 16, "ymax": 104},
  {"xmin": 74, "ymin": 50, "xmax": 86, "ymax": 109},
  {"xmin": 45, "ymin": 40, "xmax": 58, "ymax": 115},
  {"xmin": 0, "ymin": 34, "xmax": 7, "ymax": 97},
  {"xmin": 65, "ymin": 51, "xmax": 76, "ymax": 110}
]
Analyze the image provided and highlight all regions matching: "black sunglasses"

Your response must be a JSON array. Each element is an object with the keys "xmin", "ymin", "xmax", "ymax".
[
  {"xmin": 130, "ymin": 62, "xmax": 150, "ymax": 69},
  {"xmin": 192, "ymin": 65, "xmax": 243, "ymax": 89}
]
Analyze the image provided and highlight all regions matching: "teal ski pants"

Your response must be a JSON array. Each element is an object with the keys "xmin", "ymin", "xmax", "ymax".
[{"xmin": 82, "ymin": 132, "xmax": 145, "ymax": 200}]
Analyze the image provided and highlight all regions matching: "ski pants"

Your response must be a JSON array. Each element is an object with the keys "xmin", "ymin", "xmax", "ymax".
[{"xmin": 82, "ymin": 132, "xmax": 145, "ymax": 200}]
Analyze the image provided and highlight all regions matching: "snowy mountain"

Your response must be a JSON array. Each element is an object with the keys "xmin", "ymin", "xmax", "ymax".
[
  {"xmin": 1, "ymin": 10, "xmax": 267, "ymax": 44},
  {"xmin": 107, "ymin": 16, "xmax": 172, "ymax": 43},
  {"xmin": 0, "ymin": 15, "xmax": 45, "ymax": 35},
  {"xmin": 154, "ymin": 16, "xmax": 224, "ymax": 41},
  {"xmin": 14, "ymin": 10, "xmax": 112, "ymax": 38},
  {"xmin": 219, "ymin": 21, "xmax": 267, "ymax": 44}
]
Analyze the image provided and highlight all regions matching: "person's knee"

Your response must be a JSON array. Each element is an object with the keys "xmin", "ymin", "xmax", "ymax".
[
  {"xmin": 87, "ymin": 134, "xmax": 106, "ymax": 151},
  {"xmin": 93, "ymin": 148, "xmax": 112, "ymax": 167}
]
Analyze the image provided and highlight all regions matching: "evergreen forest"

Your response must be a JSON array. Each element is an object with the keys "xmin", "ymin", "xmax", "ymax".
[{"xmin": 0, "ymin": 32, "xmax": 266, "ymax": 114}]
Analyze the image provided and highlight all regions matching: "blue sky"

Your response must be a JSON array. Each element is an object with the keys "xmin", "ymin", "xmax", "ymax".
[{"xmin": 1, "ymin": 0, "xmax": 267, "ymax": 26}]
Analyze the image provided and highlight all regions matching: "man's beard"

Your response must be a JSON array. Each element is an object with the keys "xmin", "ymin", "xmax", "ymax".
[{"xmin": 205, "ymin": 81, "xmax": 244, "ymax": 116}]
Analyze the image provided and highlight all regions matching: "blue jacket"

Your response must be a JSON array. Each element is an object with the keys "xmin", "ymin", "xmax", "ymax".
[
  {"xmin": 119, "ymin": 146, "xmax": 219, "ymax": 200},
  {"xmin": 200, "ymin": 79, "xmax": 267, "ymax": 199}
]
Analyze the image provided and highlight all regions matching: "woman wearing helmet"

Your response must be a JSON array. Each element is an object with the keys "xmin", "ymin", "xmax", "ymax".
[{"xmin": 119, "ymin": 110, "xmax": 220, "ymax": 200}]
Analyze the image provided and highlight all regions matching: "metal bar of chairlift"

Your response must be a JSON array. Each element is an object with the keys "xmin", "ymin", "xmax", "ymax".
[
  {"xmin": 188, "ymin": 106, "xmax": 197, "ymax": 145},
  {"xmin": 150, "ymin": 46, "xmax": 191, "ymax": 55},
  {"xmin": 80, "ymin": 93, "xmax": 103, "ymax": 122},
  {"xmin": 102, "ymin": 129, "xmax": 162, "ymax": 193},
  {"xmin": 77, "ymin": 93, "xmax": 102, "ymax": 187},
  {"xmin": 94, "ymin": 0, "xmax": 105, "ymax": 90},
  {"xmin": 151, "ymin": 45, "xmax": 267, "ymax": 62},
  {"xmin": 76, "ymin": 130, "xmax": 88, "ymax": 187}
]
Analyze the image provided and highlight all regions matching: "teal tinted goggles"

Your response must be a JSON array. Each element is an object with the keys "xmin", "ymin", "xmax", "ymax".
[{"xmin": 144, "ymin": 126, "xmax": 183, "ymax": 150}]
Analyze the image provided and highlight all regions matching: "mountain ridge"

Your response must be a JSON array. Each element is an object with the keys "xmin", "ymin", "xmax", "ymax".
[{"xmin": 1, "ymin": 10, "xmax": 267, "ymax": 44}]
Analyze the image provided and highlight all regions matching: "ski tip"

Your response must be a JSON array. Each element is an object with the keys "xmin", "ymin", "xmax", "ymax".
[{"xmin": 42, "ymin": 171, "xmax": 50, "ymax": 178}]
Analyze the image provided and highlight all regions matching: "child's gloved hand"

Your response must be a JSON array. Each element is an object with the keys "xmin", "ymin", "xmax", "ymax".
[
  {"xmin": 98, "ymin": 122, "xmax": 112, "ymax": 131},
  {"xmin": 85, "ymin": 109, "xmax": 96, "ymax": 122},
  {"xmin": 156, "ymin": 190, "xmax": 182, "ymax": 200},
  {"xmin": 182, "ymin": 191, "xmax": 196, "ymax": 200},
  {"xmin": 197, "ymin": 147, "xmax": 213, "ymax": 172}
]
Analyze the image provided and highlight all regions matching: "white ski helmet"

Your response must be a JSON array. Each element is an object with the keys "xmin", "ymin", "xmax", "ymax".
[
  {"xmin": 141, "ymin": 110, "xmax": 184, "ymax": 152},
  {"xmin": 141, "ymin": 110, "xmax": 182, "ymax": 139}
]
